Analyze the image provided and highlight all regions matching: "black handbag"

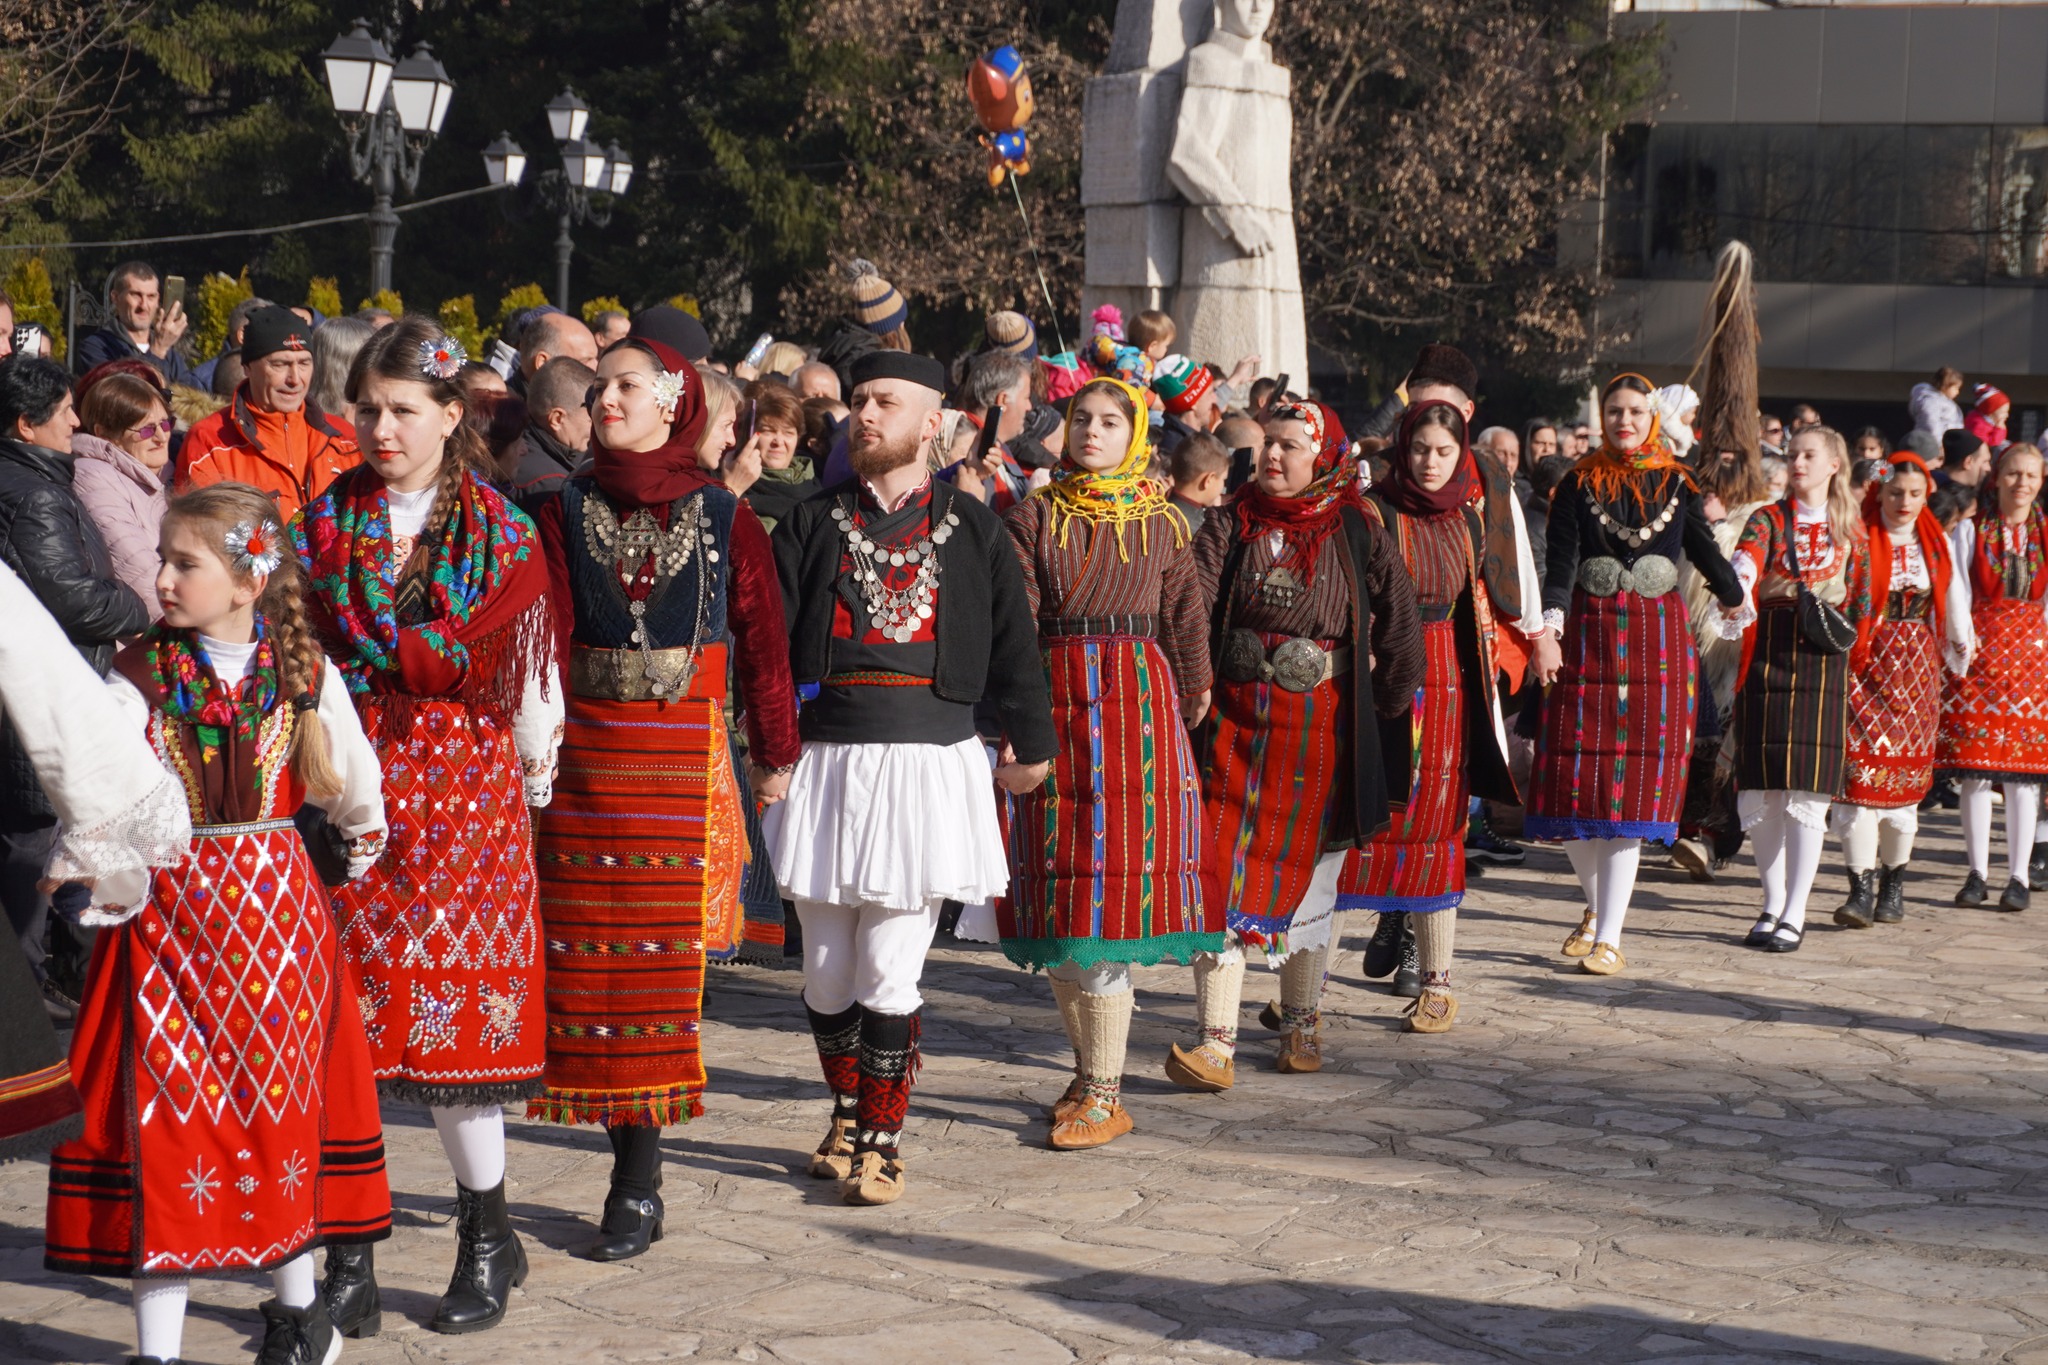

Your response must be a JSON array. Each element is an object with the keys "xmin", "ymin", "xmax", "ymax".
[{"xmin": 1779, "ymin": 500, "xmax": 1856, "ymax": 654}]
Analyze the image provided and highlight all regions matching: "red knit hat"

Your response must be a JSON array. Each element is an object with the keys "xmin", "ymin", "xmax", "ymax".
[{"xmin": 1975, "ymin": 384, "xmax": 2010, "ymax": 416}]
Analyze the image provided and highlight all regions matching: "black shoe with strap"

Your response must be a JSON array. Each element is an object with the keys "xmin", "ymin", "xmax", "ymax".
[
  {"xmin": 1363, "ymin": 912, "xmax": 1406, "ymax": 980},
  {"xmin": 429, "ymin": 1180, "xmax": 528, "ymax": 1335},
  {"xmin": 587, "ymin": 1191, "xmax": 664, "ymax": 1261},
  {"xmin": 1998, "ymin": 877, "xmax": 2031, "ymax": 913},
  {"xmin": 1833, "ymin": 869, "xmax": 1878, "ymax": 929},
  {"xmin": 1760, "ymin": 921, "xmax": 1805, "ymax": 954},
  {"xmin": 255, "ymin": 1297, "xmax": 338, "ymax": 1365},
  {"xmin": 320, "ymin": 1242, "xmax": 381, "ymax": 1338},
  {"xmin": 1873, "ymin": 864, "xmax": 1907, "ymax": 924}
]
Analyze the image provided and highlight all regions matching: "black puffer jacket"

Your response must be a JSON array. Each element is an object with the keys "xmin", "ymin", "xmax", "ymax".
[{"xmin": 0, "ymin": 437, "xmax": 150, "ymax": 827}]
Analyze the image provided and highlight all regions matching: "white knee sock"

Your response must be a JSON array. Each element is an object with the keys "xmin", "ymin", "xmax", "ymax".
[
  {"xmin": 270, "ymin": 1251, "xmax": 316, "ymax": 1309},
  {"xmin": 1563, "ymin": 839, "xmax": 1603, "ymax": 911},
  {"xmin": 1962, "ymin": 778, "xmax": 1995, "ymax": 876},
  {"xmin": 432, "ymin": 1103, "xmax": 506, "ymax": 1191},
  {"xmin": 1590, "ymin": 837, "xmax": 1640, "ymax": 947},
  {"xmin": 1752, "ymin": 808, "xmax": 1788, "ymax": 925},
  {"xmin": 1877, "ymin": 807, "xmax": 1918, "ymax": 868},
  {"xmin": 1781, "ymin": 816, "xmax": 1826, "ymax": 934},
  {"xmin": 134, "ymin": 1277, "xmax": 189, "ymax": 1361},
  {"xmin": 1833, "ymin": 804, "xmax": 1878, "ymax": 874},
  {"xmin": 2008, "ymin": 783, "xmax": 2040, "ymax": 885}
]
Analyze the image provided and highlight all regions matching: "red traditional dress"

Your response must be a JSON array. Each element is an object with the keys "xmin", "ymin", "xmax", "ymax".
[
  {"xmin": 1939, "ymin": 507, "xmax": 2048, "ymax": 782},
  {"xmin": 46, "ymin": 627, "xmax": 391, "ymax": 1276},
  {"xmin": 997, "ymin": 400, "xmax": 1218, "ymax": 970},
  {"xmin": 291, "ymin": 468, "xmax": 562, "ymax": 1106},
  {"xmin": 532, "ymin": 398, "xmax": 800, "ymax": 1129},
  {"xmin": 1844, "ymin": 470, "xmax": 1966, "ymax": 809}
]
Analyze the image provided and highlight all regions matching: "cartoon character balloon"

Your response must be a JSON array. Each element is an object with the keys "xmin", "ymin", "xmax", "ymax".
[{"xmin": 967, "ymin": 45, "xmax": 1035, "ymax": 187}]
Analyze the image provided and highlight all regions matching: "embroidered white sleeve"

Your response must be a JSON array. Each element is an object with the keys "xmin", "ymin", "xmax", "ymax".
[
  {"xmin": 513, "ymin": 646, "xmax": 565, "ymax": 809},
  {"xmin": 49, "ymin": 680, "xmax": 191, "ymax": 925}
]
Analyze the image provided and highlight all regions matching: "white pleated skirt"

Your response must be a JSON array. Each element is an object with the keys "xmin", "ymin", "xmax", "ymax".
[{"xmin": 765, "ymin": 736, "xmax": 1010, "ymax": 913}]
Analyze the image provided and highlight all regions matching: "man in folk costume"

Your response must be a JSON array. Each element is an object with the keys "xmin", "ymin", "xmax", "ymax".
[
  {"xmin": 1167, "ymin": 399, "xmax": 1424, "ymax": 1086},
  {"xmin": 766, "ymin": 351, "xmax": 1056, "ymax": 1205},
  {"xmin": 1335, "ymin": 402, "xmax": 1542, "ymax": 1033}
]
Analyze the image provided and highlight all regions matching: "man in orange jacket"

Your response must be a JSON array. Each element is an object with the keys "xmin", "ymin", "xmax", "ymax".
[{"xmin": 178, "ymin": 306, "xmax": 360, "ymax": 520}]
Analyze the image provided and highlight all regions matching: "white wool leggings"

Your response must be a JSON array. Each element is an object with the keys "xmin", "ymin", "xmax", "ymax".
[
  {"xmin": 1960, "ymin": 780, "xmax": 2041, "ymax": 885},
  {"xmin": 132, "ymin": 1253, "xmax": 318, "ymax": 1359},
  {"xmin": 796, "ymin": 898, "xmax": 942, "ymax": 1016},
  {"xmin": 1747, "ymin": 795, "xmax": 1826, "ymax": 933},
  {"xmin": 431, "ymin": 1103, "xmax": 507, "ymax": 1192},
  {"xmin": 1047, "ymin": 960, "xmax": 1132, "ymax": 995},
  {"xmin": 1562, "ymin": 836, "xmax": 1642, "ymax": 947},
  {"xmin": 1831, "ymin": 803, "xmax": 1918, "ymax": 873}
]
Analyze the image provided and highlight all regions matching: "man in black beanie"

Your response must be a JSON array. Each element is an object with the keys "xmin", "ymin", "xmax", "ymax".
[
  {"xmin": 764, "ymin": 349, "xmax": 1053, "ymax": 1208},
  {"xmin": 1939, "ymin": 427, "xmax": 1992, "ymax": 490},
  {"xmin": 178, "ymin": 304, "xmax": 360, "ymax": 519}
]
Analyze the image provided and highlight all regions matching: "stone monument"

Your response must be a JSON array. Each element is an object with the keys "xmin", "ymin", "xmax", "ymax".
[{"xmin": 1080, "ymin": 0, "xmax": 1308, "ymax": 383}]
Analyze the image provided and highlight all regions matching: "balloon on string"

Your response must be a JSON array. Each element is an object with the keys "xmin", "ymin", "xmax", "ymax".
[{"xmin": 967, "ymin": 44, "xmax": 1035, "ymax": 186}]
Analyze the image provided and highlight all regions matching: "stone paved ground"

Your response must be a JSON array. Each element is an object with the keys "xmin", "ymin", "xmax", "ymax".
[{"xmin": 7, "ymin": 809, "xmax": 2048, "ymax": 1364}]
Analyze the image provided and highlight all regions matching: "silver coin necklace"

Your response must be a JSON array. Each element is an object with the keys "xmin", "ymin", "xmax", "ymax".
[{"xmin": 831, "ymin": 498, "xmax": 958, "ymax": 643}]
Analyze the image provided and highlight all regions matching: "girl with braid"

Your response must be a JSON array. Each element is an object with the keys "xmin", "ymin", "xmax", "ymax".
[{"xmin": 46, "ymin": 483, "xmax": 392, "ymax": 1365}]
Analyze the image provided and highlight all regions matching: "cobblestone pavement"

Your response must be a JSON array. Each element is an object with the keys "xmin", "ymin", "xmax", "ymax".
[{"xmin": 7, "ymin": 810, "xmax": 2048, "ymax": 1363}]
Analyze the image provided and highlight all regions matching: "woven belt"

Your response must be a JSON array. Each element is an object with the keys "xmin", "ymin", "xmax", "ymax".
[
  {"xmin": 569, "ymin": 643, "xmax": 726, "ymax": 702},
  {"xmin": 192, "ymin": 817, "xmax": 295, "ymax": 839},
  {"xmin": 1218, "ymin": 630, "xmax": 1352, "ymax": 692},
  {"xmin": 822, "ymin": 670, "xmax": 933, "ymax": 688},
  {"xmin": 1417, "ymin": 602, "xmax": 1455, "ymax": 623},
  {"xmin": 1578, "ymin": 553, "xmax": 1677, "ymax": 598},
  {"xmin": 1040, "ymin": 613, "xmax": 1158, "ymax": 640}
]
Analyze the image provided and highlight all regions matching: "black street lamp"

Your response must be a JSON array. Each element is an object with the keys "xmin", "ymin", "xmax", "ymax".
[
  {"xmin": 527, "ymin": 89, "xmax": 632, "ymax": 310},
  {"xmin": 321, "ymin": 22, "xmax": 455, "ymax": 295}
]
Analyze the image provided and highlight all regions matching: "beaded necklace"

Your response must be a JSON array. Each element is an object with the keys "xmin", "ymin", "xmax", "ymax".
[{"xmin": 830, "ymin": 498, "xmax": 959, "ymax": 643}]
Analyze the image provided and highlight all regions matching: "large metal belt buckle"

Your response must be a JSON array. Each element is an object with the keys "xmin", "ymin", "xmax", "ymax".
[
  {"xmin": 1578, "ymin": 556, "xmax": 1624, "ymax": 597},
  {"xmin": 641, "ymin": 647, "xmax": 698, "ymax": 702},
  {"xmin": 1220, "ymin": 629, "xmax": 1267, "ymax": 684},
  {"xmin": 1269, "ymin": 637, "xmax": 1331, "ymax": 693},
  {"xmin": 1629, "ymin": 554, "xmax": 1678, "ymax": 598}
]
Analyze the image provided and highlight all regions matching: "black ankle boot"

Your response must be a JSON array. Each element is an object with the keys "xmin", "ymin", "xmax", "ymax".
[
  {"xmin": 587, "ymin": 1190, "xmax": 665, "ymax": 1261},
  {"xmin": 256, "ymin": 1297, "xmax": 337, "ymax": 1365},
  {"xmin": 1956, "ymin": 870, "xmax": 1989, "ymax": 906},
  {"xmin": 1364, "ymin": 912, "xmax": 1406, "ymax": 980},
  {"xmin": 1391, "ymin": 928, "xmax": 1422, "ymax": 999},
  {"xmin": 1833, "ymin": 868, "xmax": 1878, "ymax": 928},
  {"xmin": 1873, "ymin": 864, "xmax": 1907, "ymax": 923},
  {"xmin": 321, "ymin": 1241, "xmax": 381, "ymax": 1338},
  {"xmin": 429, "ymin": 1180, "xmax": 528, "ymax": 1334}
]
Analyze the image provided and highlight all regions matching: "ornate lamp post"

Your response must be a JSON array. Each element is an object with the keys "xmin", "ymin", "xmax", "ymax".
[
  {"xmin": 533, "ymin": 89, "xmax": 633, "ymax": 309},
  {"xmin": 320, "ymin": 21, "xmax": 455, "ymax": 295}
]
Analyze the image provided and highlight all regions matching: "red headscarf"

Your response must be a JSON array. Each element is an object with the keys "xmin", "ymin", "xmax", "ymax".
[
  {"xmin": 1234, "ymin": 400, "xmax": 1362, "ymax": 559},
  {"xmin": 1378, "ymin": 400, "xmax": 1476, "ymax": 519},
  {"xmin": 1577, "ymin": 372, "xmax": 1695, "ymax": 511},
  {"xmin": 1852, "ymin": 451, "xmax": 1951, "ymax": 670},
  {"xmin": 590, "ymin": 338, "xmax": 716, "ymax": 508}
]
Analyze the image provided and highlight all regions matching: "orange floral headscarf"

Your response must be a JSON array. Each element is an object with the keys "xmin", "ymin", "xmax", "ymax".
[{"xmin": 1578, "ymin": 372, "xmax": 1696, "ymax": 511}]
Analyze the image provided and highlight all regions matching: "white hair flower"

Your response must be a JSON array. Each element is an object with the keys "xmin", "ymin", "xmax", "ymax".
[
  {"xmin": 418, "ymin": 335, "xmax": 468, "ymax": 381},
  {"xmin": 650, "ymin": 367, "xmax": 687, "ymax": 414},
  {"xmin": 223, "ymin": 519, "xmax": 283, "ymax": 576}
]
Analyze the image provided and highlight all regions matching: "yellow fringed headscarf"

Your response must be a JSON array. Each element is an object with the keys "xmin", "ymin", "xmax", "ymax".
[{"xmin": 1036, "ymin": 377, "xmax": 1187, "ymax": 561}]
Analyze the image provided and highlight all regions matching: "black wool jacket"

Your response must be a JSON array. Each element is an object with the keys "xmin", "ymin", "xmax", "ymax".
[{"xmin": 773, "ymin": 477, "xmax": 1057, "ymax": 764}]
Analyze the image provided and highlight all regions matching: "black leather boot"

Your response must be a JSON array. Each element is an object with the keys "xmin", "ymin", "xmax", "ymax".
[
  {"xmin": 255, "ymin": 1297, "xmax": 337, "ymax": 1365},
  {"xmin": 321, "ymin": 1242, "xmax": 381, "ymax": 1338},
  {"xmin": 429, "ymin": 1181, "xmax": 528, "ymax": 1334},
  {"xmin": 587, "ymin": 1190, "xmax": 665, "ymax": 1261},
  {"xmin": 1833, "ymin": 868, "xmax": 1878, "ymax": 928},
  {"xmin": 1391, "ymin": 927, "xmax": 1422, "ymax": 999},
  {"xmin": 1363, "ymin": 912, "xmax": 1406, "ymax": 979},
  {"xmin": 1873, "ymin": 864, "xmax": 1907, "ymax": 924}
]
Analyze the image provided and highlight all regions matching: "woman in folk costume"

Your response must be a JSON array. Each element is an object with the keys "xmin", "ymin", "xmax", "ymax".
[
  {"xmin": 1166, "ymin": 399, "xmax": 1422, "ymax": 1089},
  {"xmin": 1335, "ymin": 402, "xmax": 1524, "ymax": 1034},
  {"xmin": 1831, "ymin": 452, "xmax": 1973, "ymax": 927},
  {"xmin": 532, "ymin": 336, "xmax": 799, "ymax": 1256},
  {"xmin": 290, "ymin": 317, "xmax": 563, "ymax": 1338},
  {"xmin": 1715, "ymin": 426, "xmax": 1864, "ymax": 953},
  {"xmin": 0, "ymin": 564, "xmax": 190, "ymax": 1164},
  {"xmin": 996, "ymin": 377, "xmax": 1218, "ymax": 1150},
  {"xmin": 1529, "ymin": 374, "xmax": 1744, "ymax": 974},
  {"xmin": 1937, "ymin": 442, "xmax": 2048, "ymax": 911},
  {"xmin": 48, "ymin": 485, "xmax": 390, "ymax": 1365}
]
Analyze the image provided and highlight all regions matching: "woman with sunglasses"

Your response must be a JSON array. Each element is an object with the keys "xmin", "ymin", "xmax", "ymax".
[{"xmin": 72, "ymin": 371, "xmax": 174, "ymax": 619}]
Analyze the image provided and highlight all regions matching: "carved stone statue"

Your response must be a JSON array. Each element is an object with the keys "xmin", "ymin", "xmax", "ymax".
[{"xmin": 1165, "ymin": 0, "xmax": 1308, "ymax": 384}]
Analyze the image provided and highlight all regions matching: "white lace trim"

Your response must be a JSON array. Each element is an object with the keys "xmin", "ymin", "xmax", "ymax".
[{"xmin": 46, "ymin": 766, "xmax": 192, "ymax": 924}]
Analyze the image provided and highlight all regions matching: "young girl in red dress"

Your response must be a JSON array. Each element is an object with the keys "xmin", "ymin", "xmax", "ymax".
[{"xmin": 46, "ymin": 483, "xmax": 391, "ymax": 1365}]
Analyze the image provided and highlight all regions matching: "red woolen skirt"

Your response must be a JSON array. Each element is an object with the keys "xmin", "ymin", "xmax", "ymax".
[
  {"xmin": 1526, "ymin": 588, "xmax": 1698, "ymax": 841},
  {"xmin": 1199, "ymin": 665, "xmax": 1351, "ymax": 945},
  {"xmin": 1844, "ymin": 615, "xmax": 1942, "ymax": 808},
  {"xmin": 998, "ymin": 636, "xmax": 1217, "ymax": 970},
  {"xmin": 332, "ymin": 697, "xmax": 546, "ymax": 1106},
  {"xmin": 47, "ymin": 820, "xmax": 390, "ymax": 1276},
  {"xmin": 529, "ymin": 690, "xmax": 740, "ymax": 1127},
  {"xmin": 1339, "ymin": 620, "xmax": 1468, "ymax": 914},
  {"xmin": 1939, "ymin": 600, "xmax": 2048, "ymax": 781}
]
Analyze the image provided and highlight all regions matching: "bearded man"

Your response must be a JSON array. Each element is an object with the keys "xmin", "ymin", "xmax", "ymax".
[{"xmin": 765, "ymin": 350, "xmax": 1054, "ymax": 1206}]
